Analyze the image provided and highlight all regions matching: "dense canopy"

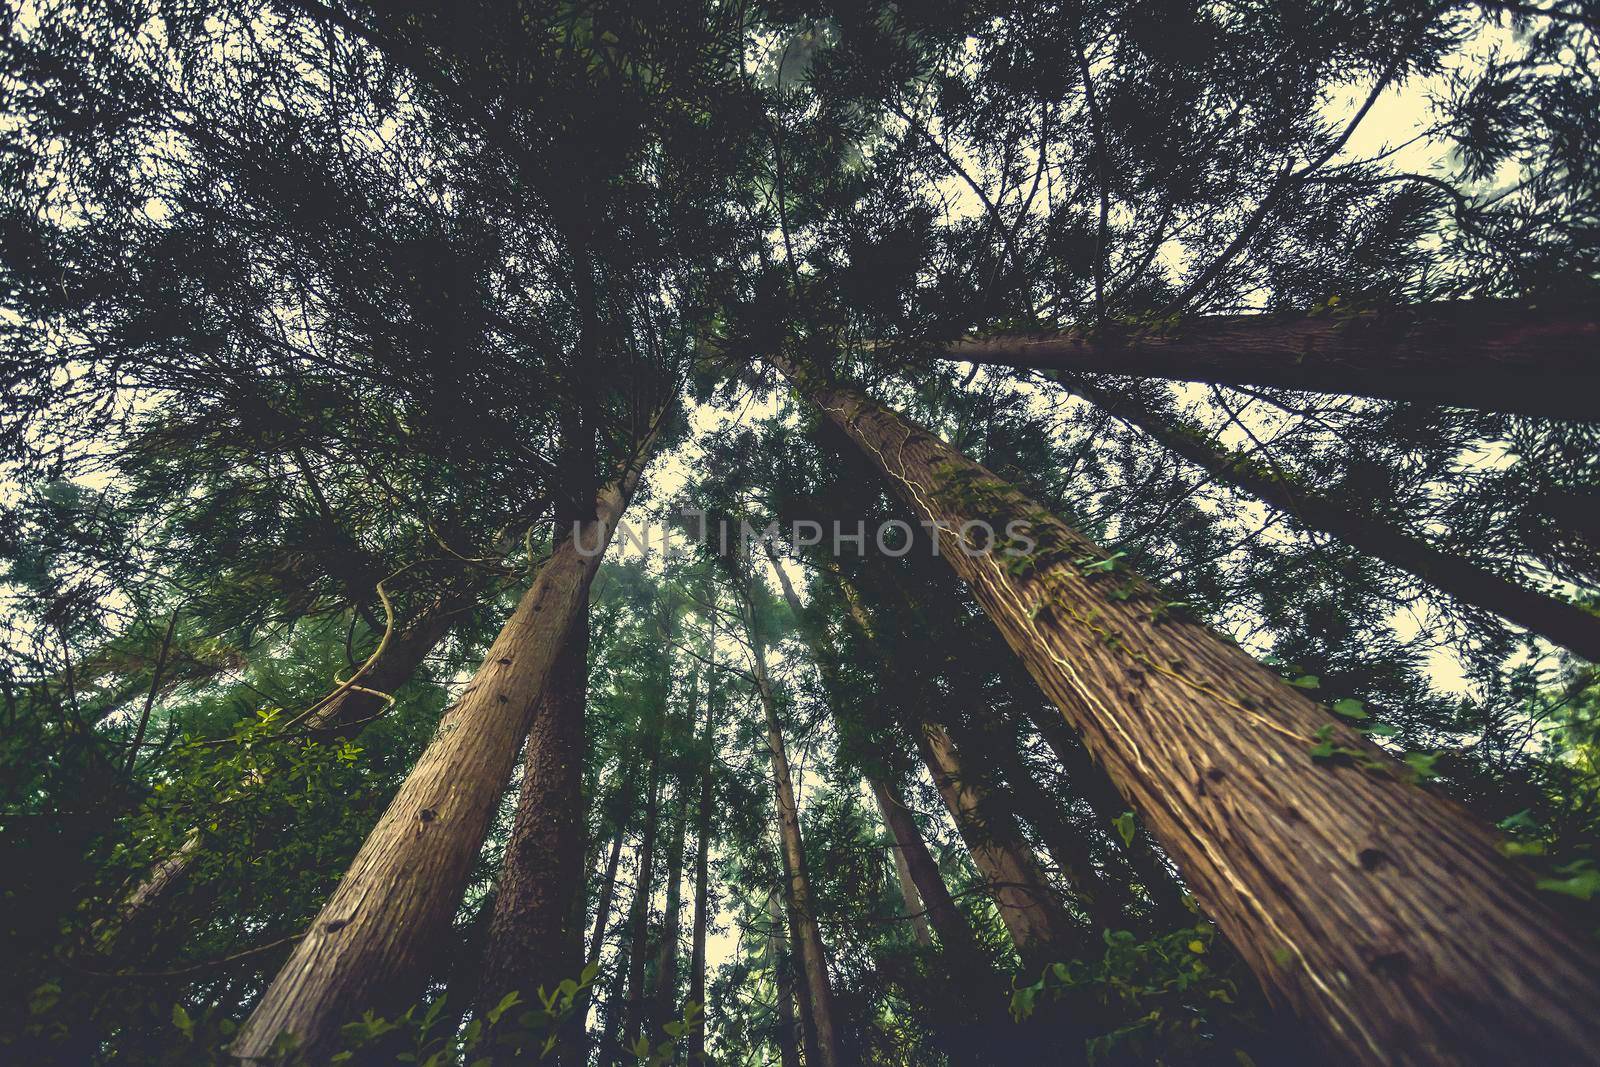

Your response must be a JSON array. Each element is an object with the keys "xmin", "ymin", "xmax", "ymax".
[{"xmin": 1, "ymin": 1, "xmax": 1597, "ymax": 1064}]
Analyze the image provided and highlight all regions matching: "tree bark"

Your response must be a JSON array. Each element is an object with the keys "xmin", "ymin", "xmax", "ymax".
[
  {"xmin": 232, "ymin": 415, "xmax": 665, "ymax": 1062},
  {"xmin": 737, "ymin": 552, "xmax": 846, "ymax": 1067},
  {"xmin": 880, "ymin": 791, "xmax": 933, "ymax": 947},
  {"xmin": 477, "ymin": 604, "xmax": 591, "ymax": 1015},
  {"xmin": 915, "ymin": 721, "xmax": 1081, "ymax": 971},
  {"xmin": 767, "ymin": 887, "xmax": 803, "ymax": 1067},
  {"xmin": 773, "ymin": 353, "xmax": 1600, "ymax": 1065},
  {"xmin": 107, "ymin": 578, "xmax": 479, "ymax": 949},
  {"xmin": 938, "ymin": 300, "xmax": 1600, "ymax": 421},
  {"xmin": 1070, "ymin": 377, "xmax": 1600, "ymax": 661},
  {"xmin": 868, "ymin": 776, "xmax": 987, "ymax": 965},
  {"xmin": 1020, "ymin": 700, "xmax": 1189, "ymax": 927}
]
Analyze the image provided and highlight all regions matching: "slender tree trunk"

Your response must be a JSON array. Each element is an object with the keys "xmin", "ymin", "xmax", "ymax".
[
  {"xmin": 687, "ymin": 613, "xmax": 720, "ymax": 1064},
  {"xmin": 737, "ymin": 553, "xmax": 846, "ymax": 1067},
  {"xmin": 621, "ymin": 706, "xmax": 667, "ymax": 1058},
  {"xmin": 596, "ymin": 934, "xmax": 632, "ymax": 1067},
  {"xmin": 938, "ymin": 299, "xmax": 1600, "ymax": 420},
  {"xmin": 773, "ymin": 353, "xmax": 1600, "ymax": 1064},
  {"xmin": 870, "ymin": 778, "xmax": 969, "ymax": 956},
  {"xmin": 915, "ymin": 721, "xmax": 1081, "ymax": 971},
  {"xmin": 233, "ymin": 415, "xmax": 666, "ymax": 1062},
  {"xmin": 767, "ymin": 887, "xmax": 803, "ymax": 1067},
  {"xmin": 1068, "ymin": 377, "xmax": 1600, "ymax": 661},
  {"xmin": 881, "ymin": 794, "xmax": 933, "ymax": 947},
  {"xmin": 649, "ymin": 792, "xmax": 689, "ymax": 1038},
  {"xmin": 570, "ymin": 815, "xmax": 629, "ymax": 1067},
  {"xmin": 478, "ymin": 610, "xmax": 591, "ymax": 1015}
]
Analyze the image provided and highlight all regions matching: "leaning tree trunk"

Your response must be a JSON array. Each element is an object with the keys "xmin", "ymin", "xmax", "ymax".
[
  {"xmin": 477, "ymin": 608, "xmax": 591, "ymax": 1017},
  {"xmin": 868, "ymin": 776, "xmax": 985, "ymax": 964},
  {"xmin": 1067, "ymin": 376, "xmax": 1600, "ymax": 661},
  {"xmin": 232, "ymin": 415, "xmax": 665, "ymax": 1062},
  {"xmin": 879, "ymin": 790, "xmax": 933, "ymax": 947},
  {"xmin": 938, "ymin": 299, "xmax": 1599, "ymax": 421},
  {"xmin": 738, "ymin": 557, "xmax": 846, "ymax": 1067},
  {"xmin": 915, "ymin": 722, "xmax": 1082, "ymax": 971},
  {"xmin": 772, "ymin": 353, "xmax": 1600, "ymax": 1065},
  {"xmin": 818, "ymin": 560, "xmax": 1080, "ymax": 969}
]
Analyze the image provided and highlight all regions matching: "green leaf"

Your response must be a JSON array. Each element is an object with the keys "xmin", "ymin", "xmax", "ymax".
[
  {"xmin": 1537, "ymin": 868, "xmax": 1600, "ymax": 901},
  {"xmin": 1330, "ymin": 698, "xmax": 1367, "ymax": 720},
  {"xmin": 1288, "ymin": 675, "xmax": 1319, "ymax": 689},
  {"xmin": 1402, "ymin": 751, "xmax": 1440, "ymax": 781},
  {"xmin": 1112, "ymin": 811, "xmax": 1136, "ymax": 848},
  {"xmin": 171, "ymin": 1003, "xmax": 194, "ymax": 1039},
  {"xmin": 487, "ymin": 990, "xmax": 521, "ymax": 1025}
]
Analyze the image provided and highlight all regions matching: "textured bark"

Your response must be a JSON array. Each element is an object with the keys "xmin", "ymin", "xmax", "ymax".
[
  {"xmin": 767, "ymin": 887, "xmax": 803, "ymax": 1067},
  {"xmin": 478, "ymin": 606, "xmax": 591, "ymax": 1015},
  {"xmin": 738, "ymin": 554, "xmax": 845, "ymax": 1067},
  {"xmin": 1021, "ymin": 701, "xmax": 1189, "ymax": 927},
  {"xmin": 232, "ymin": 416, "xmax": 664, "ymax": 1062},
  {"xmin": 775, "ymin": 354, "xmax": 1600, "ymax": 1065},
  {"xmin": 915, "ymin": 721, "xmax": 1081, "ymax": 970},
  {"xmin": 1070, "ymin": 377, "xmax": 1600, "ymax": 662},
  {"xmin": 940, "ymin": 300, "xmax": 1600, "ymax": 420}
]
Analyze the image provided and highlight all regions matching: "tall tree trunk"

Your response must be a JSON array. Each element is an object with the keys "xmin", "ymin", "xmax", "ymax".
[
  {"xmin": 915, "ymin": 721, "xmax": 1081, "ymax": 971},
  {"xmin": 938, "ymin": 299, "xmax": 1599, "ymax": 420},
  {"xmin": 477, "ymin": 608, "xmax": 591, "ymax": 1017},
  {"xmin": 737, "ymin": 553, "xmax": 846, "ymax": 1067},
  {"xmin": 621, "ymin": 703, "xmax": 667, "ymax": 1058},
  {"xmin": 773, "ymin": 353, "xmax": 1600, "ymax": 1064},
  {"xmin": 570, "ymin": 814, "xmax": 629, "ymax": 1067},
  {"xmin": 687, "ymin": 614, "xmax": 720, "ymax": 1064},
  {"xmin": 879, "ymin": 790, "xmax": 933, "ymax": 947},
  {"xmin": 766, "ymin": 887, "xmax": 803, "ymax": 1067},
  {"xmin": 817, "ymin": 560, "xmax": 1079, "ymax": 968},
  {"xmin": 869, "ymin": 777, "xmax": 979, "ymax": 959},
  {"xmin": 595, "ymin": 933, "xmax": 633, "ymax": 1067},
  {"xmin": 649, "ymin": 792, "xmax": 689, "ymax": 1038},
  {"xmin": 233, "ymin": 415, "xmax": 666, "ymax": 1062},
  {"xmin": 1068, "ymin": 377, "xmax": 1600, "ymax": 661}
]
